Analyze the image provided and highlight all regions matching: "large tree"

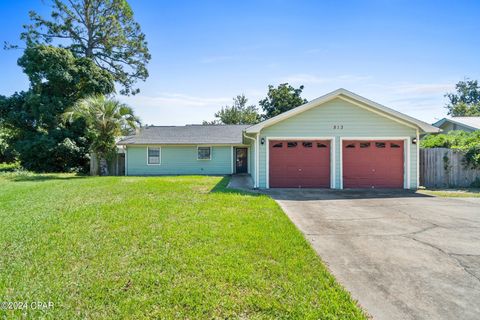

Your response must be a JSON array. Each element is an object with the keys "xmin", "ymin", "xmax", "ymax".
[
  {"xmin": 19, "ymin": 0, "xmax": 150, "ymax": 95},
  {"xmin": 0, "ymin": 45, "xmax": 114, "ymax": 172},
  {"xmin": 64, "ymin": 95, "xmax": 140, "ymax": 175},
  {"xmin": 204, "ymin": 94, "xmax": 260, "ymax": 125},
  {"xmin": 445, "ymin": 79, "xmax": 480, "ymax": 116},
  {"xmin": 259, "ymin": 83, "xmax": 308, "ymax": 119}
]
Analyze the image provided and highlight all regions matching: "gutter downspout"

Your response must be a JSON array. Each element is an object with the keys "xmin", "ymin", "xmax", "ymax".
[{"xmin": 243, "ymin": 132, "xmax": 257, "ymax": 188}]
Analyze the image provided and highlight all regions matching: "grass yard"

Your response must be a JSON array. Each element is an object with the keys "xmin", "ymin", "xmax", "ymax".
[
  {"xmin": 417, "ymin": 188, "xmax": 480, "ymax": 198},
  {"xmin": 0, "ymin": 174, "xmax": 365, "ymax": 319}
]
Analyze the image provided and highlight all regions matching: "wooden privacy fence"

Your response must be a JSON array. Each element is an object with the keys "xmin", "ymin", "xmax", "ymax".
[
  {"xmin": 89, "ymin": 153, "xmax": 125, "ymax": 176},
  {"xmin": 420, "ymin": 148, "xmax": 480, "ymax": 188}
]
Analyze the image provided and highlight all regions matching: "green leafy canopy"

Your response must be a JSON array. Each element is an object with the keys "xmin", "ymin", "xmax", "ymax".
[
  {"xmin": 445, "ymin": 79, "xmax": 480, "ymax": 116},
  {"xmin": 0, "ymin": 45, "xmax": 114, "ymax": 172},
  {"xmin": 259, "ymin": 83, "xmax": 308, "ymax": 120},
  {"xmin": 421, "ymin": 130, "xmax": 480, "ymax": 168},
  {"xmin": 64, "ymin": 95, "xmax": 140, "ymax": 162},
  {"xmin": 204, "ymin": 94, "xmax": 261, "ymax": 125},
  {"xmin": 19, "ymin": 0, "xmax": 151, "ymax": 95}
]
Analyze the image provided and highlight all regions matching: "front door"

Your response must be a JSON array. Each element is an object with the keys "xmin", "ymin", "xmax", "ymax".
[{"xmin": 235, "ymin": 148, "xmax": 248, "ymax": 174}]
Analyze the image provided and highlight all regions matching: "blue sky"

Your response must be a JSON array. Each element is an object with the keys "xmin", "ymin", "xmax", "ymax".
[{"xmin": 1, "ymin": 0, "xmax": 479, "ymax": 125}]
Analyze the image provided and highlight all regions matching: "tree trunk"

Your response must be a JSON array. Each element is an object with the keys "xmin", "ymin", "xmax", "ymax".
[{"xmin": 99, "ymin": 158, "xmax": 109, "ymax": 176}]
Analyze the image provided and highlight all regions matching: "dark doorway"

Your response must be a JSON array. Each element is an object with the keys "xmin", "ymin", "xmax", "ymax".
[
  {"xmin": 117, "ymin": 153, "xmax": 125, "ymax": 176},
  {"xmin": 235, "ymin": 148, "xmax": 248, "ymax": 174}
]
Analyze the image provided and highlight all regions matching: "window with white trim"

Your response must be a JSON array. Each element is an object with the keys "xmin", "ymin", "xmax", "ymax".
[
  {"xmin": 197, "ymin": 147, "xmax": 211, "ymax": 160},
  {"xmin": 147, "ymin": 147, "xmax": 160, "ymax": 165}
]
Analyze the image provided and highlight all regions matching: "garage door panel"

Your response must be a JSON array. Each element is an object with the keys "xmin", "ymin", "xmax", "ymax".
[
  {"xmin": 269, "ymin": 140, "xmax": 330, "ymax": 188},
  {"xmin": 343, "ymin": 140, "xmax": 404, "ymax": 189}
]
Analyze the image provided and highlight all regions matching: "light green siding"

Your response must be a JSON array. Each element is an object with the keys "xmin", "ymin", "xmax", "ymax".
[
  {"xmin": 126, "ymin": 145, "xmax": 233, "ymax": 175},
  {"xmin": 257, "ymin": 98, "xmax": 419, "ymax": 189}
]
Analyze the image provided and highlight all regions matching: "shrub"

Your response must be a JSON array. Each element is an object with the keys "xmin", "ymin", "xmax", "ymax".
[
  {"xmin": 421, "ymin": 130, "xmax": 480, "ymax": 168},
  {"xmin": 0, "ymin": 162, "xmax": 22, "ymax": 172}
]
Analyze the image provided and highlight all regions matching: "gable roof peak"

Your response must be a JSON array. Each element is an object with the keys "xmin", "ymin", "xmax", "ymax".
[{"xmin": 245, "ymin": 88, "xmax": 440, "ymax": 134}]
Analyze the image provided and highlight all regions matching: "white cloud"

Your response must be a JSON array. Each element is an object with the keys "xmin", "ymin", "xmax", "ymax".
[
  {"xmin": 304, "ymin": 48, "xmax": 324, "ymax": 55},
  {"xmin": 118, "ymin": 93, "xmax": 232, "ymax": 125},
  {"xmin": 281, "ymin": 73, "xmax": 372, "ymax": 85},
  {"xmin": 120, "ymin": 93, "xmax": 231, "ymax": 108},
  {"xmin": 387, "ymin": 83, "xmax": 455, "ymax": 95}
]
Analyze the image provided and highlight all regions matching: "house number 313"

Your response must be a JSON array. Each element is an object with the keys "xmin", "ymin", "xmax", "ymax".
[{"xmin": 333, "ymin": 125, "xmax": 344, "ymax": 129}]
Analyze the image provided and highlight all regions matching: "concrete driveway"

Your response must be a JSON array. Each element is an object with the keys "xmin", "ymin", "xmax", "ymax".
[{"xmin": 266, "ymin": 189, "xmax": 480, "ymax": 320}]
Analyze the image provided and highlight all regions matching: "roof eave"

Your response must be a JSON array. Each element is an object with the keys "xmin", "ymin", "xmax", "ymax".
[
  {"xmin": 245, "ymin": 88, "xmax": 441, "ymax": 134},
  {"xmin": 433, "ymin": 118, "xmax": 479, "ymax": 131}
]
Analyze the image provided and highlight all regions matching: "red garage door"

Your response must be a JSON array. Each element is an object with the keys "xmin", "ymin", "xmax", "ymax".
[
  {"xmin": 269, "ymin": 140, "xmax": 330, "ymax": 188},
  {"xmin": 343, "ymin": 140, "xmax": 404, "ymax": 188}
]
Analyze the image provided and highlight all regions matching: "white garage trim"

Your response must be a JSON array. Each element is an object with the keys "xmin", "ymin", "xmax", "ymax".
[
  {"xmin": 265, "ymin": 136, "xmax": 335, "ymax": 189},
  {"xmin": 339, "ymin": 137, "xmax": 411, "ymax": 189},
  {"xmin": 416, "ymin": 129, "xmax": 420, "ymax": 188}
]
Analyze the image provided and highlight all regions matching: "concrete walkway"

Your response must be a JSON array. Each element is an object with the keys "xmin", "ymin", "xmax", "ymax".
[
  {"xmin": 266, "ymin": 189, "xmax": 480, "ymax": 320},
  {"xmin": 227, "ymin": 174, "xmax": 254, "ymax": 191}
]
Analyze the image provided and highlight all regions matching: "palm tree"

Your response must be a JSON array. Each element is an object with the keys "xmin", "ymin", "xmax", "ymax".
[{"xmin": 64, "ymin": 95, "xmax": 140, "ymax": 175}]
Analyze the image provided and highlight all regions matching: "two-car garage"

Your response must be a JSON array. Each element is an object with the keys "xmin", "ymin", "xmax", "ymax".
[
  {"xmin": 244, "ymin": 89, "xmax": 440, "ymax": 190},
  {"xmin": 268, "ymin": 139, "xmax": 405, "ymax": 189}
]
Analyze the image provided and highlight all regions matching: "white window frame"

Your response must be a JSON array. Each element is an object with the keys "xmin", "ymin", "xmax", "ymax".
[
  {"xmin": 197, "ymin": 146, "xmax": 212, "ymax": 160},
  {"xmin": 147, "ymin": 147, "xmax": 161, "ymax": 165}
]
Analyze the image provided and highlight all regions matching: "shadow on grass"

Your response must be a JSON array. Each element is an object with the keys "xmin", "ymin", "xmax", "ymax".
[
  {"xmin": 209, "ymin": 176, "xmax": 260, "ymax": 196},
  {"xmin": 0, "ymin": 172, "xmax": 89, "ymax": 182}
]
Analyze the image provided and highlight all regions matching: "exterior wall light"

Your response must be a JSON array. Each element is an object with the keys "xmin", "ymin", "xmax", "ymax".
[
  {"xmin": 412, "ymin": 138, "xmax": 417, "ymax": 144},
  {"xmin": 261, "ymin": 137, "xmax": 265, "ymax": 145}
]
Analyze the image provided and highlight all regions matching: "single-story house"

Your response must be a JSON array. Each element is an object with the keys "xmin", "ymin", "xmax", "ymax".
[
  {"xmin": 117, "ymin": 88, "xmax": 440, "ymax": 189},
  {"xmin": 432, "ymin": 117, "xmax": 480, "ymax": 133}
]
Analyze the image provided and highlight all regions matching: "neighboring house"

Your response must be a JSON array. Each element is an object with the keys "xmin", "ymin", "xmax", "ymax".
[
  {"xmin": 117, "ymin": 88, "xmax": 439, "ymax": 189},
  {"xmin": 432, "ymin": 117, "xmax": 480, "ymax": 133}
]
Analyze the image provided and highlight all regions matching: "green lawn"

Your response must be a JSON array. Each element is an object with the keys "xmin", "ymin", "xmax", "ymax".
[
  {"xmin": 0, "ymin": 173, "xmax": 365, "ymax": 319},
  {"xmin": 417, "ymin": 188, "xmax": 480, "ymax": 198}
]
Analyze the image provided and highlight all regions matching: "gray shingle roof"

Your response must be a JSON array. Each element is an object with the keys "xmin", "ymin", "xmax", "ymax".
[
  {"xmin": 117, "ymin": 124, "xmax": 250, "ymax": 145},
  {"xmin": 433, "ymin": 117, "xmax": 480, "ymax": 131}
]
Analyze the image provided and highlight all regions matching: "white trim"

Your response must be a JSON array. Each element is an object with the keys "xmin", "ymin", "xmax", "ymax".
[
  {"xmin": 197, "ymin": 146, "xmax": 212, "ymax": 160},
  {"xmin": 245, "ymin": 88, "xmax": 439, "ymax": 134},
  {"xmin": 231, "ymin": 146, "xmax": 234, "ymax": 174},
  {"xmin": 243, "ymin": 133, "xmax": 257, "ymax": 188},
  {"xmin": 331, "ymin": 138, "xmax": 336, "ymax": 189},
  {"xmin": 406, "ymin": 138, "xmax": 411, "ymax": 189},
  {"xmin": 125, "ymin": 146, "xmax": 128, "ymax": 176},
  {"xmin": 265, "ymin": 137, "xmax": 335, "ymax": 189},
  {"xmin": 147, "ymin": 146, "xmax": 161, "ymax": 165},
  {"xmin": 339, "ymin": 137, "xmax": 411, "ymax": 189},
  {"xmin": 256, "ymin": 133, "xmax": 260, "ymax": 188},
  {"xmin": 416, "ymin": 129, "xmax": 420, "ymax": 188},
  {"xmin": 121, "ymin": 143, "xmax": 249, "ymax": 147}
]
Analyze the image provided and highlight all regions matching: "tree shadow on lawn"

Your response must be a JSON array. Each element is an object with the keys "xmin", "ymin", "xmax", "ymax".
[
  {"xmin": 1, "ymin": 172, "xmax": 89, "ymax": 182},
  {"xmin": 209, "ymin": 176, "xmax": 261, "ymax": 197},
  {"xmin": 210, "ymin": 176, "xmax": 435, "ymax": 201}
]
